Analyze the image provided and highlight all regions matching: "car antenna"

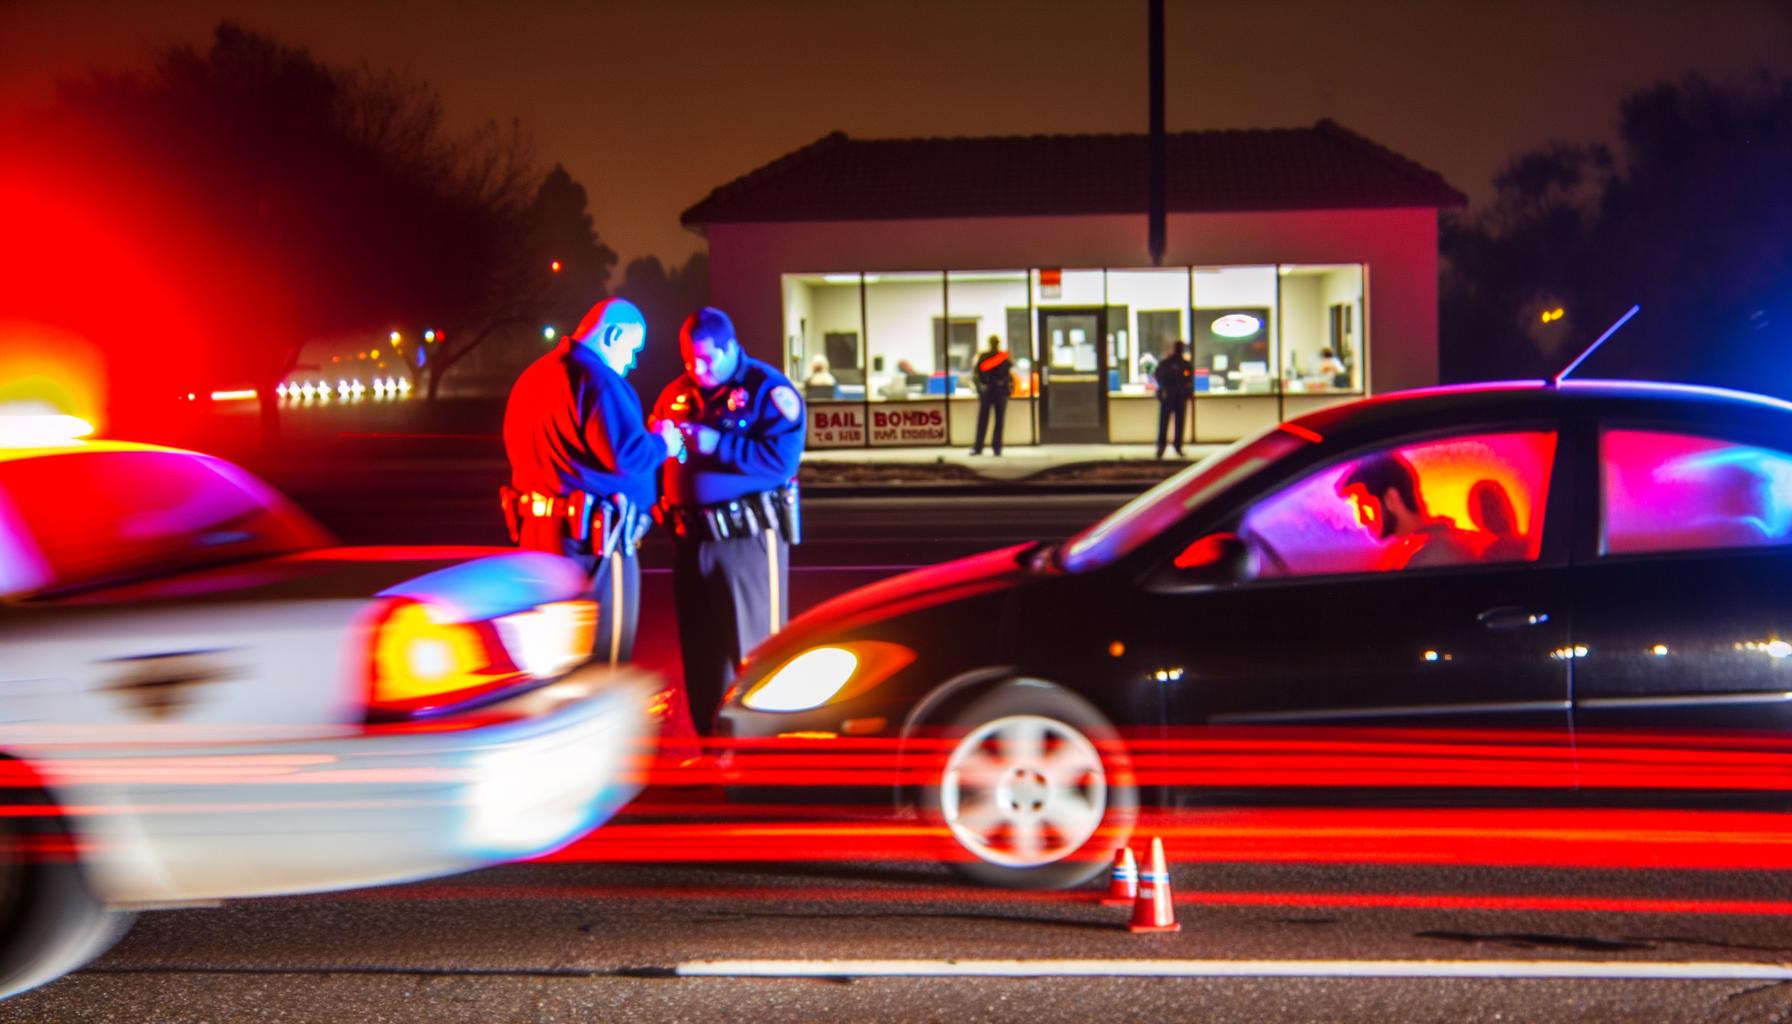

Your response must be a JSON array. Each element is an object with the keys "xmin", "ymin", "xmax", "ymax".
[{"xmin": 1551, "ymin": 304, "xmax": 1640, "ymax": 386}]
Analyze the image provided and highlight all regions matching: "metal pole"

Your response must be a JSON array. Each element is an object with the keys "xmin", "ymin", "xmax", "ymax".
[{"xmin": 1148, "ymin": 0, "xmax": 1166, "ymax": 267}]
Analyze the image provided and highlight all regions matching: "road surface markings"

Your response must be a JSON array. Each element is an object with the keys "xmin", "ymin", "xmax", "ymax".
[{"xmin": 674, "ymin": 958, "xmax": 1792, "ymax": 981}]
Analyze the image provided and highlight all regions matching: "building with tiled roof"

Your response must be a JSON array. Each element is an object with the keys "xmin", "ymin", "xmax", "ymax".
[{"xmin": 682, "ymin": 121, "xmax": 1465, "ymax": 448}]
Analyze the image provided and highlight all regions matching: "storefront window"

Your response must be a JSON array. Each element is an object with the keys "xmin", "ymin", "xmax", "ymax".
[
  {"xmin": 1105, "ymin": 269, "xmax": 1190, "ymax": 395},
  {"xmin": 863, "ymin": 272, "xmax": 946, "ymax": 402},
  {"xmin": 1192, "ymin": 266, "xmax": 1278, "ymax": 396},
  {"xmin": 944, "ymin": 270, "xmax": 1030, "ymax": 398},
  {"xmin": 1277, "ymin": 264, "xmax": 1365, "ymax": 394},
  {"xmin": 782, "ymin": 273, "xmax": 865, "ymax": 401},
  {"xmin": 784, "ymin": 261, "xmax": 1372, "ymax": 447}
]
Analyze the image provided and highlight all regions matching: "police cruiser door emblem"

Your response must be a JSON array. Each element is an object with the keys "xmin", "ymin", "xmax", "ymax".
[{"xmin": 102, "ymin": 651, "xmax": 232, "ymax": 721}]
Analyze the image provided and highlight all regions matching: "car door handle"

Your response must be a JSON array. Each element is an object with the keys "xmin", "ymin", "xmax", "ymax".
[{"xmin": 1478, "ymin": 606, "xmax": 1550, "ymax": 631}]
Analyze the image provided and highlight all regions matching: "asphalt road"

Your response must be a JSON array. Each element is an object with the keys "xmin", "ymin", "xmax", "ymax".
[
  {"xmin": 11, "ymin": 859, "xmax": 1792, "ymax": 1022},
  {"xmin": 10, "ymin": 470, "xmax": 1792, "ymax": 1022}
]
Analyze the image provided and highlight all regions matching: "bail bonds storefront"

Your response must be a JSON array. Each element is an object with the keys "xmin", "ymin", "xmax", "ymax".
[{"xmin": 681, "ymin": 122, "xmax": 1466, "ymax": 448}]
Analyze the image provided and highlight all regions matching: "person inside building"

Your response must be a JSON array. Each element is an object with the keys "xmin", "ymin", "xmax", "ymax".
[
  {"xmin": 1153, "ymin": 340, "xmax": 1194, "ymax": 458},
  {"xmin": 970, "ymin": 335, "xmax": 1013, "ymax": 456},
  {"xmin": 501, "ymin": 297, "xmax": 684, "ymax": 666},
  {"xmin": 804, "ymin": 354, "xmax": 837, "ymax": 387},
  {"xmin": 1317, "ymin": 347, "xmax": 1348, "ymax": 389},
  {"xmin": 1336, "ymin": 452, "xmax": 1483, "ymax": 571},
  {"xmin": 652, "ymin": 307, "xmax": 806, "ymax": 735}
]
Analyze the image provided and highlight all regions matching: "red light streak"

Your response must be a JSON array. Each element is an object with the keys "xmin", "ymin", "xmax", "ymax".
[
  {"xmin": 533, "ymin": 807, "xmax": 1792, "ymax": 872},
  {"xmin": 11, "ymin": 729, "xmax": 1792, "ymax": 877},
  {"xmin": 318, "ymin": 881, "xmax": 1792, "ymax": 919}
]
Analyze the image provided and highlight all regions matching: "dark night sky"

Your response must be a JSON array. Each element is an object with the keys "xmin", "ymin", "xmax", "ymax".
[{"xmin": 4, "ymin": 0, "xmax": 1789, "ymax": 267}]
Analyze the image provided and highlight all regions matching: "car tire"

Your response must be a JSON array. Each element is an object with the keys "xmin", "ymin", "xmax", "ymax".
[
  {"xmin": 0, "ymin": 766, "xmax": 135, "ymax": 1000},
  {"xmin": 918, "ymin": 680, "xmax": 1137, "ymax": 890}
]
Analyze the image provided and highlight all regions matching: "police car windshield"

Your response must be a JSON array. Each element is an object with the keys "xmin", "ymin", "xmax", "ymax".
[
  {"xmin": 0, "ymin": 449, "xmax": 332, "ymax": 598},
  {"xmin": 1057, "ymin": 426, "xmax": 1310, "ymax": 572}
]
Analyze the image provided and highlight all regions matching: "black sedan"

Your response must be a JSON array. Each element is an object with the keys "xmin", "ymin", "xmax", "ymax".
[{"xmin": 719, "ymin": 380, "xmax": 1792, "ymax": 887}]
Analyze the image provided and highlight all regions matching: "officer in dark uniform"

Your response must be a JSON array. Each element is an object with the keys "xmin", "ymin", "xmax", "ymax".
[
  {"xmin": 970, "ymin": 334, "xmax": 1013, "ymax": 456},
  {"xmin": 1153, "ymin": 339, "xmax": 1194, "ymax": 459},
  {"xmin": 652, "ymin": 307, "xmax": 805, "ymax": 734},
  {"xmin": 502, "ymin": 297, "xmax": 683, "ymax": 666}
]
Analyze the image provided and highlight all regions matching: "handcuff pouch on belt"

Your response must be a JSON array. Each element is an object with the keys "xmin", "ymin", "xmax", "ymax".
[
  {"xmin": 499, "ymin": 485, "xmax": 523, "ymax": 543},
  {"xmin": 662, "ymin": 483, "xmax": 801, "ymax": 545}
]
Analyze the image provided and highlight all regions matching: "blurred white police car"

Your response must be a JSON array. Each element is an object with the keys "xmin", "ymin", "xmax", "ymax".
[{"xmin": 0, "ymin": 414, "xmax": 651, "ymax": 997}]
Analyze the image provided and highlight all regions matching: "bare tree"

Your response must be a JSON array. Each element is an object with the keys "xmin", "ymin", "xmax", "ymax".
[{"xmin": 29, "ymin": 22, "xmax": 590, "ymax": 441}]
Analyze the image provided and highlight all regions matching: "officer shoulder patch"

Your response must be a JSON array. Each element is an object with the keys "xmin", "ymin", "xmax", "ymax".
[{"xmin": 770, "ymin": 385, "xmax": 802, "ymax": 422}]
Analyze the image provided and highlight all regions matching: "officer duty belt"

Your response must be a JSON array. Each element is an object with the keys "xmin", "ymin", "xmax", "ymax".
[
  {"xmin": 663, "ymin": 484, "xmax": 801, "ymax": 544},
  {"xmin": 500, "ymin": 487, "xmax": 649, "ymax": 557}
]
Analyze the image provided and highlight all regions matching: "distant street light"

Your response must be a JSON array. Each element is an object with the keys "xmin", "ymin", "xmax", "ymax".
[
  {"xmin": 424, "ymin": 329, "xmax": 437, "ymax": 343},
  {"xmin": 550, "ymin": 259, "xmax": 562, "ymax": 273},
  {"xmin": 543, "ymin": 326, "xmax": 557, "ymax": 341},
  {"xmin": 389, "ymin": 331, "xmax": 402, "ymax": 348}
]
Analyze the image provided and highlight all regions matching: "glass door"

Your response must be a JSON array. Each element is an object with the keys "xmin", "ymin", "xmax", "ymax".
[{"xmin": 1037, "ymin": 307, "xmax": 1108, "ymax": 444}]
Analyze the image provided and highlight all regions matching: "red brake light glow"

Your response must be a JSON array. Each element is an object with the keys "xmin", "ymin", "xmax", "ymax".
[{"xmin": 367, "ymin": 599, "xmax": 525, "ymax": 718}]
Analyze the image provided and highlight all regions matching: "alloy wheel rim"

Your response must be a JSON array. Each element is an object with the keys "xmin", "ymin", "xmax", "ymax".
[{"xmin": 940, "ymin": 713, "xmax": 1107, "ymax": 867}]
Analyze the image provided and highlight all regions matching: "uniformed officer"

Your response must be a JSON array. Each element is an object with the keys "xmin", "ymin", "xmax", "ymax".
[
  {"xmin": 652, "ymin": 307, "xmax": 805, "ymax": 734},
  {"xmin": 501, "ymin": 297, "xmax": 683, "ymax": 666},
  {"xmin": 1153, "ymin": 339, "xmax": 1194, "ymax": 459},
  {"xmin": 970, "ymin": 335, "xmax": 1013, "ymax": 456}
]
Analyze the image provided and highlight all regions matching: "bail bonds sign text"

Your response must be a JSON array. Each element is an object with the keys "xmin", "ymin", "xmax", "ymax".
[
  {"xmin": 807, "ymin": 404, "xmax": 866, "ymax": 447},
  {"xmin": 870, "ymin": 402, "xmax": 947, "ymax": 446}
]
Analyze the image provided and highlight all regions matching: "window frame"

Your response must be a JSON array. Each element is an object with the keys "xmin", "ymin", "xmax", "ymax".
[{"xmin": 0, "ymin": 449, "xmax": 331, "ymax": 600}]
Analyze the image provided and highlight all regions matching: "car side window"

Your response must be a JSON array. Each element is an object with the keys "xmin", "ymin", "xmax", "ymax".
[
  {"xmin": 1601, "ymin": 429, "xmax": 1792, "ymax": 556},
  {"xmin": 0, "ymin": 450, "xmax": 325, "ymax": 595},
  {"xmin": 1235, "ymin": 431, "xmax": 1557, "ymax": 580}
]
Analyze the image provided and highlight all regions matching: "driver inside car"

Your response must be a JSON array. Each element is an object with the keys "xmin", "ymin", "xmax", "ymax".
[{"xmin": 1337, "ymin": 452, "xmax": 1484, "ymax": 571}]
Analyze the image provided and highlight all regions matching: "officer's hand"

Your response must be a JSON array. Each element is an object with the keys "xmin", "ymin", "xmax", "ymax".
[
  {"xmin": 681, "ymin": 422, "xmax": 721, "ymax": 456},
  {"xmin": 655, "ymin": 419, "xmax": 686, "ymax": 461}
]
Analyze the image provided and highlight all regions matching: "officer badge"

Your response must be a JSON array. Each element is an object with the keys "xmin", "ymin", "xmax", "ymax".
[
  {"xmin": 727, "ymin": 387, "xmax": 749, "ymax": 412},
  {"xmin": 771, "ymin": 385, "xmax": 802, "ymax": 423}
]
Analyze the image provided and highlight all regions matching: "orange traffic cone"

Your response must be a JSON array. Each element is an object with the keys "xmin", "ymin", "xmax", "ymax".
[
  {"xmin": 1128, "ymin": 836, "xmax": 1180, "ymax": 933},
  {"xmin": 1099, "ymin": 846, "xmax": 1138, "ymax": 906}
]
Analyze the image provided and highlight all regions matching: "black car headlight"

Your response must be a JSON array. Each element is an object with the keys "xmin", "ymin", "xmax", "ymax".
[{"xmin": 739, "ymin": 641, "xmax": 915, "ymax": 713}]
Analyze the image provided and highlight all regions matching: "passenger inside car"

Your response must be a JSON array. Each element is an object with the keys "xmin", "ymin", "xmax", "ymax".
[{"xmin": 1468, "ymin": 479, "xmax": 1528, "ymax": 562}]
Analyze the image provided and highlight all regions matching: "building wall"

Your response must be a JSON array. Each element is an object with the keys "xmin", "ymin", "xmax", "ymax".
[{"xmin": 703, "ymin": 206, "xmax": 1441, "ymax": 427}]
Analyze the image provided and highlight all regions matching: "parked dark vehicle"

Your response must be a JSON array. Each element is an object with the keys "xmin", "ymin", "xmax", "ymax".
[{"xmin": 718, "ymin": 381, "xmax": 1792, "ymax": 888}]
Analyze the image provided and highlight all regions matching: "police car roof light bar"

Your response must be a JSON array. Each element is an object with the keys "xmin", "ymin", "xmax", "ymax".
[{"xmin": 1552, "ymin": 304, "xmax": 1641, "ymax": 386}]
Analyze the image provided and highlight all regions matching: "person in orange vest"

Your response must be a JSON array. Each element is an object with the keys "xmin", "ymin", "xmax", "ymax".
[{"xmin": 970, "ymin": 335, "xmax": 1014, "ymax": 456}]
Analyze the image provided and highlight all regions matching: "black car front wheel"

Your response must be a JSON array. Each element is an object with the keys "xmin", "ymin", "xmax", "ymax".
[{"xmin": 920, "ymin": 680, "xmax": 1137, "ymax": 889}]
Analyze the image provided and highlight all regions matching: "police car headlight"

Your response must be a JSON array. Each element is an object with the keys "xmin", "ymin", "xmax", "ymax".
[{"xmin": 741, "ymin": 642, "xmax": 914, "ymax": 713}]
